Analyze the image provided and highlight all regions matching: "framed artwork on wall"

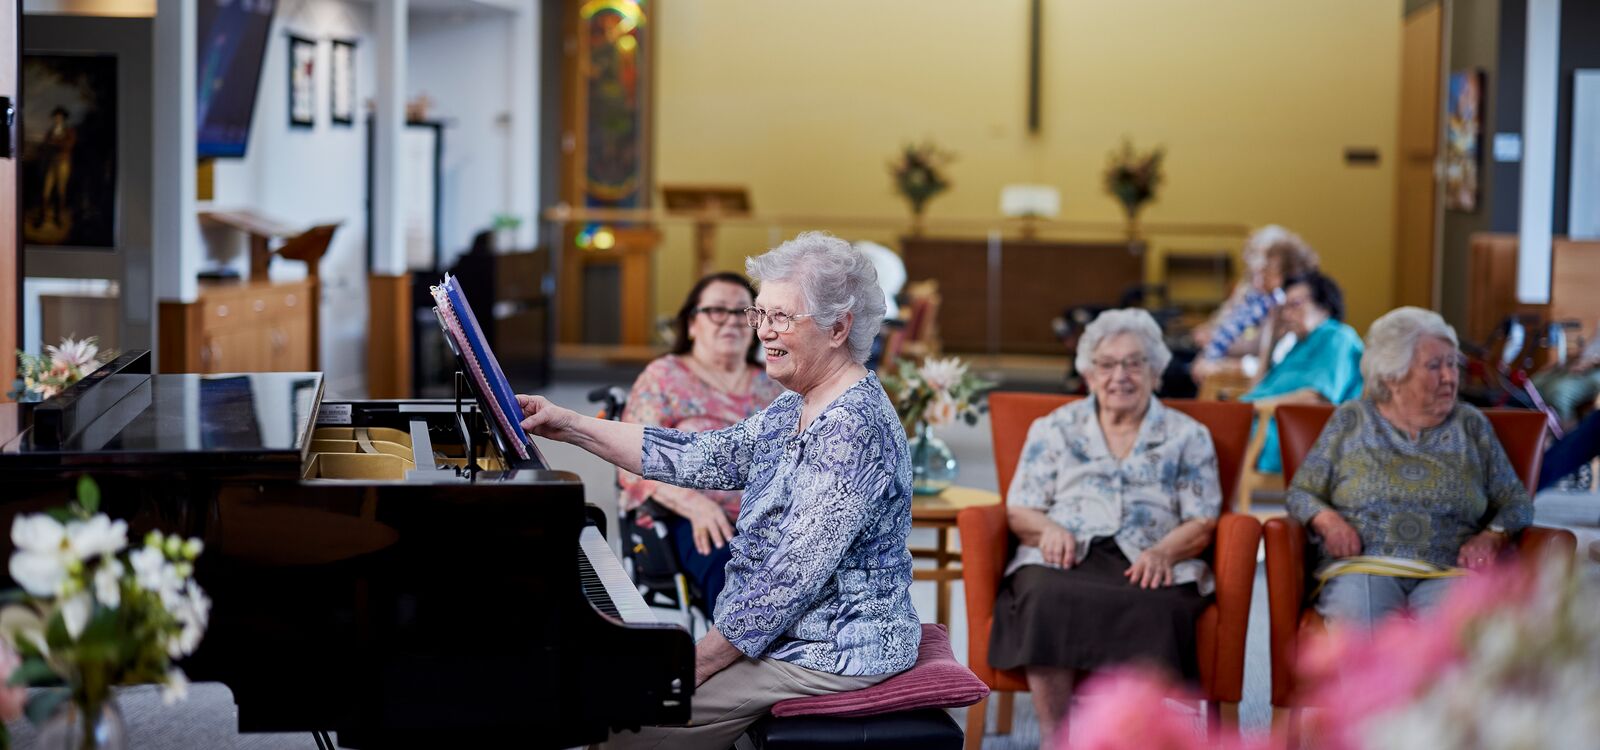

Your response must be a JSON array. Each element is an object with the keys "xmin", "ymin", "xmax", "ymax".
[
  {"xmin": 21, "ymin": 53, "xmax": 118, "ymax": 249},
  {"xmin": 288, "ymin": 34, "xmax": 315, "ymax": 127},
  {"xmin": 1445, "ymin": 69, "xmax": 1483, "ymax": 213},
  {"xmin": 330, "ymin": 39, "xmax": 355, "ymax": 126}
]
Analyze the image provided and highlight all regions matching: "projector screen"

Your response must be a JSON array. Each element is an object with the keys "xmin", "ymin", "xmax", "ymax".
[{"xmin": 196, "ymin": 0, "xmax": 277, "ymax": 159}]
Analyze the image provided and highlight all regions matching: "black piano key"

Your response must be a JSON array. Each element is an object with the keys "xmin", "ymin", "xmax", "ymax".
[{"xmin": 577, "ymin": 548, "xmax": 622, "ymax": 618}]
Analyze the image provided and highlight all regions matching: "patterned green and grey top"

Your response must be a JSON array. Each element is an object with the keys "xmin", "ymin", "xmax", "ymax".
[{"xmin": 1286, "ymin": 399, "xmax": 1533, "ymax": 568}]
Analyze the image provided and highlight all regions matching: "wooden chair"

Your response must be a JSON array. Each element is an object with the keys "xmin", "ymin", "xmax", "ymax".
[
  {"xmin": 957, "ymin": 392, "xmax": 1261, "ymax": 750},
  {"xmin": 1262, "ymin": 404, "xmax": 1578, "ymax": 723},
  {"xmin": 883, "ymin": 280, "xmax": 942, "ymax": 365}
]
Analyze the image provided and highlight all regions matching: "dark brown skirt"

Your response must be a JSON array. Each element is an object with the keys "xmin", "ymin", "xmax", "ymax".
[{"xmin": 987, "ymin": 538, "xmax": 1210, "ymax": 680}]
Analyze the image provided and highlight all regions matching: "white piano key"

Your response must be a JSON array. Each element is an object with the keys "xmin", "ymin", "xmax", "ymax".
[{"xmin": 579, "ymin": 525, "xmax": 656, "ymax": 624}]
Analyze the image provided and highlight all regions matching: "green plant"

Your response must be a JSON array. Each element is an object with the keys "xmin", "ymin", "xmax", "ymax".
[{"xmin": 491, "ymin": 213, "xmax": 523, "ymax": 232}]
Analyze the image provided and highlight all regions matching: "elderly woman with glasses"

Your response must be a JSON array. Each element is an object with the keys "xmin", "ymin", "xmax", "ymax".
[
  {"xmin": 1287, "ymin": 307, "xmax": 1534, "ymax": 630},
  {"xmin": 990, "ymin": 309, "xmax": 1222, "ymax": 747},
  {"xmin": 517, "ymin": 232, "xmax": 919, "ymax": 749},
  {"xmin": 616, "ymin": 272, "xmax": 785, "ymax": 609}
]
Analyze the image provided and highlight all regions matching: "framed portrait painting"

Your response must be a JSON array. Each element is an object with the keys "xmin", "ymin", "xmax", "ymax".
[
  {"xmin": 330, "ymin": 39, "xmax": 355, "ymax": 126},
  {"xmin": 288, "ymin": 34, "xmax": 315, "ymax": 127},
  {"xmin": 21, "ymin": 53, "xmax": 118, "ymax": 248}
]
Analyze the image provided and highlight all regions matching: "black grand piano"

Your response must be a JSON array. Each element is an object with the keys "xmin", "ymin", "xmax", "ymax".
[{"xmin": 0, "ymin": 350, "xmax": 692, "ymax": 748}]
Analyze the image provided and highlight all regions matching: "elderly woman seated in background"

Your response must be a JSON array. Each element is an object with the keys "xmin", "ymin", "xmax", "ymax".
[
  {"xmin": 617, "ymin": 272, "xmax": 785, "ymax": 609},
  {"xmin": 518, "ymin": 232, "xmax": 919, "ymax": 749},
  {"xmin": 989, "ymin": 309, "xmax": 1223, "ymax": 747},
  {"xmin": 1192, "ymin": 225, "xmax": 1321, "ymax": 381},
  {"xmin": 1287, "ymin": 307, "xmax": 1533, "ymax": 630},
  {"xmin": 1240, "ymin": 271, "xmax": 1364, "ymax": 474}
]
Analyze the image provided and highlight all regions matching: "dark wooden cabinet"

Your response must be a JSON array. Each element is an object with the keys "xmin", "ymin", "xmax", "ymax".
[{"xmin": 901, "ymin": 236, "xmax": 1145, "ymax": 354}]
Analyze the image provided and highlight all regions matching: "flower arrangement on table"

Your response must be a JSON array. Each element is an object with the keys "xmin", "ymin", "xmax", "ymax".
[
  {"xmin": 11, "ymin": 336, "xmax": 113, "ymax": 402},
  {"xmin": 888, "ymin": 140, "xmax": 955, "ymax": 228},
  {"xmin": 880, "ymin": 356, "xmax": 992, "ymax": 437},
  {"xmin": 881, "ymin": 357, "xmax": 992, "ymax": 494},
  {"xmin": 1063, "ymin": 554, "xmax": 1598, "ymax": 750},
  {"xmin": 0, "ymin": 477, "xmax": 208, "ymax": 747},
  {"xmin": 1103, "ymin": 138, "xmax": 1165, "ymax": 231}
]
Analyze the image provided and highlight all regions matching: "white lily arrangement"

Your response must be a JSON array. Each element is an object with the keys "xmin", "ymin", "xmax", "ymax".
[
  {"xmin": 0, "ymin": 477, "xmax": 207, "ymax": 745},
  {"xmin": 880, "ymin": 356, "xmax": 993, "ymax": 436},
  {"xmin": 10, "ymin": 336, "xmax": 114, "ymax": 402}
]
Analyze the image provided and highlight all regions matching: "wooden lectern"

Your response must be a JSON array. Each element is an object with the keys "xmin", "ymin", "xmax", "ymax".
[
  {"xmin": 194, "ymin": 210, "xmax": 339, "ymax": 369},
  {"xmin": 559, "ymin": 226, "xmax": 664, "ymax": 347},
  {"xmin": 661, "ymin": 184, "xmax": 751, "ymax": 278}
]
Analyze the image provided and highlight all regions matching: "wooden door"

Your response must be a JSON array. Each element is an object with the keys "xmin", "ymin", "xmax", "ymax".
[
  {"xmin": 0, "ymin": 0, "xmax": 17, "ymax": 398},
  {"xmin": 1394, "ymin": 2, "xmax": 1443, "ymax": 309}
]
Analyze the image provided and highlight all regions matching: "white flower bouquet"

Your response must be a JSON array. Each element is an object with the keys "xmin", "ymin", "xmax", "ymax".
[
  {"xmin": 880, "ymin": 356, "xmax": 992, "ymax": 436},
  {"xmin": 0, "ymin": 477, "xmax": 208, "ymax": 745},
  {"xmin": 11, "ymin": 336, "xmax": 114, "ymax": 402}
]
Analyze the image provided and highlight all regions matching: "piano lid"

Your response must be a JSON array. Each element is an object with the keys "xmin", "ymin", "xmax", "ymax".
[{"xmin": 0, "ymin": 354, "xmax": 321, "ymax": 478}]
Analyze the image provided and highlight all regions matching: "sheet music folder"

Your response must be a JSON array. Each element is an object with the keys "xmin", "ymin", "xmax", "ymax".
[{"xmin": 430, "ymin": 274, "xmax": 535, "ymax": 465}]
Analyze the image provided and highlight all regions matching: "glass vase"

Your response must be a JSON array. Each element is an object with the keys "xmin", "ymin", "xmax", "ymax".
[
  {"xmin": 910, "ymin": 423, "xmax": 957, "ymax": 496},
  {"xmin": 37, "ymin": 696, "xmax": 127, "ymax": 750}
]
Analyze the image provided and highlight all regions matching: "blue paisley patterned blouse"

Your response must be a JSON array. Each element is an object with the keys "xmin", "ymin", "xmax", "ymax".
[
  {"xmin": 1286, "ymin": 399, "xmax": 1534, "ymax": 568},
  {"xmin": 1003, "ymin": 396, "xmax": 1223, "ymax": 594},
  {"xmin": 640, "ymin": 372, "xmax": 920, "ymax": 676}
]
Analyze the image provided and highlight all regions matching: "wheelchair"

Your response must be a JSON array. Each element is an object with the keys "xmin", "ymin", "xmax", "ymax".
[{"xmin": 588, "ymin": 386, "xmax": 712, "ymax": 635}]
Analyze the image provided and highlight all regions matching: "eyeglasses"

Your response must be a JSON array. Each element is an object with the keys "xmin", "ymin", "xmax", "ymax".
[
  {"xmin": 694, "ymin": 306, "xmax": 743, "ymax": 324},
  {"xmin": 1421, "ymin": 355, "xmax": 1467, "ymax": 374},
  {"xmin": 744, "ymin": 306, "xmax": 816, "ymax": 333},
  {"xmin": 1091, "ymin": 355, "xmax": 1150, "ymax": 375}
]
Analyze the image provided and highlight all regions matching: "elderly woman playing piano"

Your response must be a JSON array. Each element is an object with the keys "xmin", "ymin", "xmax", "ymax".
[{"xmin": 516, "ymin": 231, "xmax": 919, "ymax": 749}]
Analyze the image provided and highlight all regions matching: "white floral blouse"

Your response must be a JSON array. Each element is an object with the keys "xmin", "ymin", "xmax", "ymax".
[{"xmin": 1004, "ymin": 396, "xmax": 1223, "ymax": 594}]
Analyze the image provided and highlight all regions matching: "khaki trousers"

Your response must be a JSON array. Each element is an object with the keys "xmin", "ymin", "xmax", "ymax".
[{"xmin": 602, "ymin": 657, "xmax": 888, "ymax": 750}]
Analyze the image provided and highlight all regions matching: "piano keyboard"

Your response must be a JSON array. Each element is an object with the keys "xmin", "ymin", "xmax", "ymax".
[{"xmin": 579, "ymin": 525, "xmax": 656, "ymax": 624}]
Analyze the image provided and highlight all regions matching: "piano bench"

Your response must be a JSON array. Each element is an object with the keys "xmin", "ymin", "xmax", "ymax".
[{"xmin": 744, "ymin": 709, "xmax": 963, "ymax": 750}]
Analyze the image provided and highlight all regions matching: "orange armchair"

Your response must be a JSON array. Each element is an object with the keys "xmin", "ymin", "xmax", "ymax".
[
  {"xmin": 958, "ymin": 393, "xmax": 1262, "ymax": 748},
  {"xmin": 1263, "ymin": 404, "xmax": 1578, "ymax": 713}
]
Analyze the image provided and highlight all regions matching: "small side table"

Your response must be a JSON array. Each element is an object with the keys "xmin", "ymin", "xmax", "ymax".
[{"xmin": 909, "ymin": 486, "xmax": 1001, "ymax": 627}]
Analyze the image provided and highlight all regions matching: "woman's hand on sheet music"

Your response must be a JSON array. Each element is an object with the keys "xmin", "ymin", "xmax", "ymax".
[
  {"xmin": 517, "ymin": 393, "xmax": 647, "ymax": 475},
  {"xmin": 516, "ymin": 394, "xmax": 577, "ymax": 439},
  {"xmin": 1457, "ymin": 529, "xmax": 1507, "ymax": 570}
]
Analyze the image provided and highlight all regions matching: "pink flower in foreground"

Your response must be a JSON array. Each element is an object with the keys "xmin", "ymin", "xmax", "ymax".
[
  {"xmin": 0, "ymin": 641, "xmax": 26, "ymax": 722},
  {"xmin": 1070, "ymin": 666, "xmax": 1273, "ymax": 750},
  {"xmin": 1070, "ymin": 667, "xmax": 1199, "ymax": 750},
  {"xmin": 1298, "ymin": 561, "xmax": 1542, "ymax": 750}
]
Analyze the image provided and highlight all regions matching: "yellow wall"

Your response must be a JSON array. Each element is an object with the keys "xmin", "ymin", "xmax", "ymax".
[{"xmin": 653, "ymin": 0, "xmax": 1401, "ymax": 333}]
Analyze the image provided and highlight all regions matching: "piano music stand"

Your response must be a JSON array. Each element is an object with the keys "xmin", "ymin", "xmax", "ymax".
[
  {"xmin": 433, "ymin": 307, "xmax": 527, "ymax": 474},
  {"xmin": 660, "ymin": 183, "xmax": 751, "ymax": 278}
]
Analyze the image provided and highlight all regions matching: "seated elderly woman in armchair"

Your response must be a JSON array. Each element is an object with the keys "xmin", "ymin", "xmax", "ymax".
[
  {"xmin": 989, "ymin": 309, "xmax": 1223, "ymax": 746},
  {"xmin": 1287, "ymin": 307, "xmax": 1533, "ymax": 630},
  {"xmin": 517, "ymin": 232, "xmax": 919, "ymax": 749}
]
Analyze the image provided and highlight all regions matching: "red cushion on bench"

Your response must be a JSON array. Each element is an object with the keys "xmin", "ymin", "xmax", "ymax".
[{"xmin": 770, "ymin": 624, "xmax": 989, "ymax": 718}]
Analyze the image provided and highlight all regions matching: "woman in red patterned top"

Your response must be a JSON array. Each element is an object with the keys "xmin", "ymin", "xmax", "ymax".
[{"xmin": 618, "ymin": 273, "xmax": 785, "ymax": 608}]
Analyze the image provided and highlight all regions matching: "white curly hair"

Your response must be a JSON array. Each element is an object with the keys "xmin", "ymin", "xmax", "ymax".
[
  {"xmin": 1076, "ymin": 308, "xmax": 1172, "ymax": 383},
  {"xmin": 746, "ymin": 232, "xmax": 886, "ymax": 364},
  {"xmin": 1361, "ymin": 306, "xmax": 1459, "ymax": 402}
]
